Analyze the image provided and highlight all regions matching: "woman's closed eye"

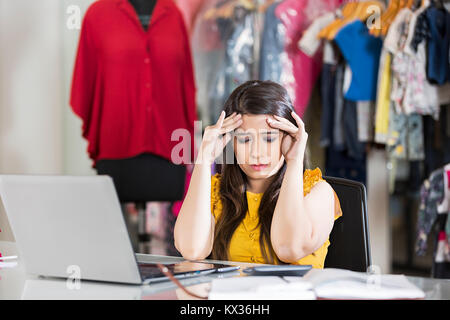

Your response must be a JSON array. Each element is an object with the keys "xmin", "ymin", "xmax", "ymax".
[
  {"xmin": 264, "ymin": 135, "xmax": 277, "ymax": 143},
  {"xmin": 236, "ymin": 135, "xmax": 278, "ymax": 144},
  {"xmin": 237, "ymin": 137, "xmax": 250, "ymax": 144}
]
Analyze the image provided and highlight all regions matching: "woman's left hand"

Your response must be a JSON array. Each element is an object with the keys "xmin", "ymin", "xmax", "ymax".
[{"xmin": 267, "ymin": 111, "xmax": 308, "ymax": 167}]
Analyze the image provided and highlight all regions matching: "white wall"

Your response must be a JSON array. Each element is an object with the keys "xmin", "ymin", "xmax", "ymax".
[
  {"xmin": 0, "ymin": 0, "xmax": 94, "ymax": 241},
  {"xmin": 0, "ymin": 0, "xmax": 63, "ymax": 175}
]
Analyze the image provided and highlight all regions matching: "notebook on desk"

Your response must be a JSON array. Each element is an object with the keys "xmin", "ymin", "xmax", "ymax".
[
  {"xmin": 0, "ymin": 175, "xmax": 238, "ymax": 285},
  {"xmin": 209, "ymin": 268, "xmax": 426, "ymax": 300}
]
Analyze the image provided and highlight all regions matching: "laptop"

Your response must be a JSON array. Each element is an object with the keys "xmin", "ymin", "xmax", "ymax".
[{"xmin": 0, "ymin": 175, "xmax": 239, "ymax": 285}]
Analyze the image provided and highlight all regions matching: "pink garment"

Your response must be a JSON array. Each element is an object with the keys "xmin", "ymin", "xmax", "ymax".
[
  {"xmin": 175, "ymin": 0, "xmax": 207, "ymax": 35},
  {"xmin": 275, "ymin": 0, "xmax": 343, "ymax": 116},
  {"xmin": 191, "ymin": 0, "xmax": 225, "ymax": 51}
]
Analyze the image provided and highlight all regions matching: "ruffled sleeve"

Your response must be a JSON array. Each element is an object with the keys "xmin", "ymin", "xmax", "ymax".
[
  {"xmin": 303, "ymin": 167, "xmax": 342, "ymax": 220},
  {"xmin": 303, "ymin": 167, "xmax": 324, "ymax": 196},
  {"xmin": 211, "ymin": 173, "xmax": 223, "ymax": 220}
]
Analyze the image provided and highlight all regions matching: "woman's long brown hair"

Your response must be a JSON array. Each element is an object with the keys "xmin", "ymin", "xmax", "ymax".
[{"xmin": 210, "ymin": 80, "xmax": 309, "ymax": 264}]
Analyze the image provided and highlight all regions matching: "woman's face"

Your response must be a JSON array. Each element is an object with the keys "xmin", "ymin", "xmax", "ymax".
[{"xmin": 233, "ymin": 114, "xmax": 285, "ymax": 180}]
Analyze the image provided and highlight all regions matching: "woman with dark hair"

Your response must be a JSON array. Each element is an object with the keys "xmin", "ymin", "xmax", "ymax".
[{"xmin": 174, "ymin": 80, "xmax": 342, "ymax": 267}]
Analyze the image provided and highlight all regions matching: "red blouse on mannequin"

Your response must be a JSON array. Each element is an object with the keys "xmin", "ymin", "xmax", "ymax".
[{"xmin": 70, "ymin": 0, "xmax": 197, "ymax": 167}]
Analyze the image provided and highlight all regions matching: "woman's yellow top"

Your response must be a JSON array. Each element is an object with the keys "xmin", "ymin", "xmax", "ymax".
[{"xmin": 211, "ymin": 167, "xmax": 342, "ymax": 268}]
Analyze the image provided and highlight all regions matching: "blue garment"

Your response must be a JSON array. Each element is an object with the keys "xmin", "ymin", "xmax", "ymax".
[
  {"xmin": 425, "ymin": 7, "xmax": 450, "ymax": 85},
  {"xmin": 334, "ymin": 20, "xmax": 382, "ymax": 101},
  {"xmin": 259, "ymin": 2, "xmax": 285, "ymax": 82}
]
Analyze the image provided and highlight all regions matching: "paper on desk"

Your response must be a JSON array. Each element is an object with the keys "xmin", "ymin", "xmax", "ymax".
[
  {"xmin": 208, "ymin": 276, "xmax": 315, "ymax": 300},
  {"xmin": 303, "ymin": 268, "xmax": 426, "ymax": 300}
]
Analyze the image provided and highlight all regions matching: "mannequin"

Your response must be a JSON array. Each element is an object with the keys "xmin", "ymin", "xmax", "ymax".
[
  {"xmin": 95, "ymin": 0, "xmax": 187, "ymax": 253},
  {"xmin": 129, "ymin": 0, "xmax": 158, "ymax": 31}
]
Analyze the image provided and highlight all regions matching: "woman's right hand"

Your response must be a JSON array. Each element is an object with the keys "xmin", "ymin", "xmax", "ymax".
[{"xmin": 197, "ymin": 111, "xmax": 242, "ymax": 165}]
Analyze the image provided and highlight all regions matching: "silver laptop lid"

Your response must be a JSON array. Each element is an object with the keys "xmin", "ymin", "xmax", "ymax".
[{"xmin": 0, "ymin": 175, "xmax": 142, "ymax": 284}]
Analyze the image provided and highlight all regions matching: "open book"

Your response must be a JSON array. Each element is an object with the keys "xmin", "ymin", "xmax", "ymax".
[
  {"xmin": 303, "ymin": 268, "xmax": 425, "ymax": 300},
  {"xmin": 209, "ymin": 268, "xmax": 425, "ymax": 300}
]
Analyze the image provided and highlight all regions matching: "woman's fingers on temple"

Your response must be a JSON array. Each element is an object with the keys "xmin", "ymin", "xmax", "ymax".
[
  {"xmin": 290, "ymin": 111, "xmax": 305, "ymax": 129},
  {"xmin": 221, "ymin": 118, "xmax": 242, "ymax": 134},
  {"xmin": 216, "ymin": 111, "xmax": 226, "ymax": 127},
  {"xmin": 267, "ymin": 117, "xmax": 298, "ymax": 134},
  {"xmin": 222, "ymin": 112, "xmax": 241, "ymax": 127}
]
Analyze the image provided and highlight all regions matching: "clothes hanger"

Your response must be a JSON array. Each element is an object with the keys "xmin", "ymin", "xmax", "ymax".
[
  {"xmin": 258, "ymin": 0, "xmax": 276, "ymax": 13},
  {"xmin": 237, "ymin": 0, "xmax": 256, "ymax": 10},
  {"xmin": 217, "ymin": 1, "xmax": 237, "ymax": 19},
  {"xmin": 324, "ymin": 2, "xmax": 364, "ymax": 40},
  {"xmin": 325, "ymin": 1, "xmax": 385, "ymax": 40},
  {"xmin": 370, "ymin": 0, "xmax": 397, "ymax": 35},
  {"xmin": 380, "ymin": 0, "xmax": 408, "ymax": 36},
  {"xmin": 318, "ymin": 2, "xmax": 357, "ymax": 39},
  {"xmin": 406, "ymin": 0, "xmax": 415, "ymax": 7},
  {"xmin": 203, "ymin": 0, "xmax": 238, "ymax": 20}
]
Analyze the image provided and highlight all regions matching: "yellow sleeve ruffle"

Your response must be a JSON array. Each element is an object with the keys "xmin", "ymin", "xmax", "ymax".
[
  {"xmin": 304, "ymin": 167, "xmax": 342, "ymax": 220},
  {"xmin": 211, "ymin": 173, "xmax": 222, "ymax": 220},
  {"xmin": 303, "ymin": 167, "xmax": 324, "ymax": 196}
]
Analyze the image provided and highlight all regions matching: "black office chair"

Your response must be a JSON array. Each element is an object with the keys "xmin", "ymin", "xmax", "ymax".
[{"xmin": 323, "ymin": 176, "xmax": 372, "ymax": 272}]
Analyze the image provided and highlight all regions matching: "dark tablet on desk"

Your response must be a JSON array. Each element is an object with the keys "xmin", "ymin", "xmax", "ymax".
[
  {"xmin": 139, "ymin": 261, "xmax": 240, "ymax": 284},
  {"xmin": 243, "ymin": 265, "xmax": 312, "ymax": 277}
]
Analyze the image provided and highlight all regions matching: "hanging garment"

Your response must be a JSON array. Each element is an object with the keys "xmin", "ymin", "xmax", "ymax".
[
  {"xmin": 343, "ymin": 99, "xmax": 366, "ymax": 160},
  {"xmin": 374, "ymin": 50, "xmax": 392, "ymax": 144},
  {"xmin": 191, "ymin": 0, "xmax": 228, "ymax": 125},
  {"xmin": 174, "ymin": 0, "xmax": 206, "ymax": 35},
  {"xmin": 319, "ymin": 63, "xmax": 337, "ymax": 148},
  {"xmin": 275, "ymin": 0, "xmax": 343, "ymax": 116},
  {"xmin": 409, "ymin": 8, "xmax": 431, "ymax": 53},
  {"xmin": 437, "ymin": 163, "xmax": 450, "ymax": 214},
  {"xmin": 386, "ymin": 103, "xmax": 425, "ymax": 161},
  {"xmin": 334, "ymin": 20, "xmax": 383, "ymax": 101},
  {"xmin": 208, "ymin": 6, "xmax": 256, "ymax": 124},
  {"xmin": 298, "ymin": 11, "xmax": 337, "ymax": 57},
  {"xmin": 387, "ymin": 6, "xmax": 450, "ymax": 118},
  {"xmin": 403, "ymin": 41, "xmax": 448, "ymax": 119},
  {"xmin": 410, "ymin": 5, "xmax": 450, "ymax": 85},
  {"xmin": 416, "ymin": 168, "xmax": 445, "ymax": 256},
  {"xmin": 70, "ymin": 0, "xmax": 196, "ymax": 166},
  {"xmin": 333, "ymin": 63, "xmax": 346, "ymax": 150},
  {"xmin": 424, "ymin": 6, "xmax": 450, "ymax": 85},
  {"xmin": 423, "ymin": 106, "xmax": 450, "ymax": 178},
  {"xmin": 385, "ymin": 8, "xmax": 413, "ymax": 114},
  {"xmin": 356, "ymin": 101, "xmax": 375, "ymax": 143},
  {"xmin": 259, "ymin": 1, "xmax": 286, "ymax": 83},
  {"xmin": 404, "ymin": 1, "xmax": 430, "ymax": 53}
]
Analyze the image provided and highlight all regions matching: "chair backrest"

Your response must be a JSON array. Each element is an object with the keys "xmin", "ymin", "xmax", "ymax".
[{"xmin": 323, "ymin": 176, "xmax": 371, "ymax": 272}]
